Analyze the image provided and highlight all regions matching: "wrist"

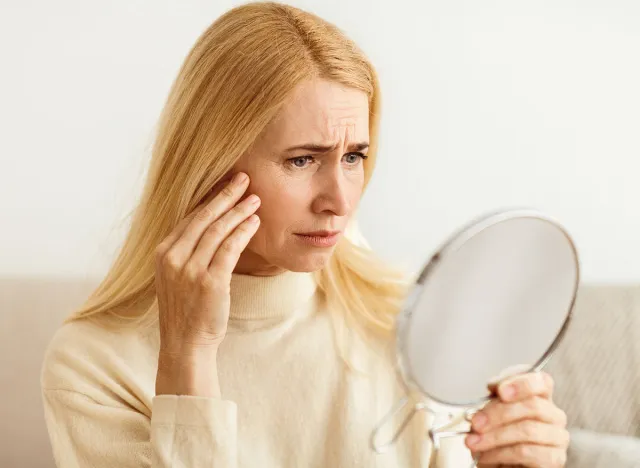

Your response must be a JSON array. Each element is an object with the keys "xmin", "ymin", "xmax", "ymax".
[{"xmin": 156, "ymin": 347, "xmax": 221, "ymax": 398}]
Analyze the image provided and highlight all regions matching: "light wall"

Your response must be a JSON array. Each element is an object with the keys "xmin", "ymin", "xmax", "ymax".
[{"xmin": 2, "ymin": 0, "xmax": 639, "ymax": 282}]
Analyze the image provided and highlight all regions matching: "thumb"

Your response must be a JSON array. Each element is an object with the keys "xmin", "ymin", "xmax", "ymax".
[{"xmin": 487, "ymin": 363, "xmax": 532, "ymax": 393}]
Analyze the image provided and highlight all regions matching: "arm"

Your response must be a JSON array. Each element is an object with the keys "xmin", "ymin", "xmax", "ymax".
[
  {"xmin": 42, "ymin": 388, "xmax": 237, "ymax": 468},
  {"xmin": 42, "ymin": 172, "xmax": 259, "ymax": 468}
]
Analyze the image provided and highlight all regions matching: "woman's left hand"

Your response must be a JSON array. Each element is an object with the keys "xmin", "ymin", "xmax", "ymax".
[{"xmin": 465, "ymin": 371, "xmax": 570, "ymax": 467}]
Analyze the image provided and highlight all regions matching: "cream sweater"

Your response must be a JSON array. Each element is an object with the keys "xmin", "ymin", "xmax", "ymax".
[{"xmin": 41, "ymin": 271, "xmax": 474, "ymax": 467}]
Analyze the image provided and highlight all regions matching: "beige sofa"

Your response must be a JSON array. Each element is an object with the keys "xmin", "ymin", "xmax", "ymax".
[{"xmin": 0, "ymin": 277, "xmax": 638, "ymax": 467}]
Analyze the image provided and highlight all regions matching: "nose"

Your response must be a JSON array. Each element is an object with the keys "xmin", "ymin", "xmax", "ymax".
[{"xmin": 311, "ymin": 165, "xmax": 351, "ymax": 217}]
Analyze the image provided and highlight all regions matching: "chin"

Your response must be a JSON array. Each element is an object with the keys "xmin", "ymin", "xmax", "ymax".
[{"xmin": 278, "ymin": 249, "xmax": 335, "ymax": 273}]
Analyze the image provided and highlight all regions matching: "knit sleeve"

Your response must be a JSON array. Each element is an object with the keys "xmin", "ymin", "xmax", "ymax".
[{"xmin": 42, "ymin": 388, "xmax": 237, "ymax": 468}]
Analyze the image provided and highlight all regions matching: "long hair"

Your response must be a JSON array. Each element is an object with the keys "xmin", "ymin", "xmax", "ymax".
[{"xmin": 67, "ymin": 2, "xmax": 411, "ymax": 345}]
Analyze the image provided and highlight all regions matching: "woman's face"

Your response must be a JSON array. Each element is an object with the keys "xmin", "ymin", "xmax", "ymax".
[{"xmin": 233, "ymin": 78, "xmax": 370, "ymax": 275}]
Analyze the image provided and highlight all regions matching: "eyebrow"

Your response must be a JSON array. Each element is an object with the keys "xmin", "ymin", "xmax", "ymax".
[{"xmin": 283, "ymin": 141, "xmax": 370, "ymax": 154}]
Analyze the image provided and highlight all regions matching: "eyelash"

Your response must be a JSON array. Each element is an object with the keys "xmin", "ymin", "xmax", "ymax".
[{"xmin": 287, "ymin": 152, "xmax": 368, "ymax": 169}]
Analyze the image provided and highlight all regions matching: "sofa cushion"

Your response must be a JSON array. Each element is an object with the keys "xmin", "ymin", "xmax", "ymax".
[{"xmin": 545, "ymin": 284, "xmax": 640, "ymax": 438}]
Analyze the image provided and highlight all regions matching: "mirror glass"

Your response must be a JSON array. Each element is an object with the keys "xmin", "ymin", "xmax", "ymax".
[{"xmin": 402, "ymin": 214, "xmax": 579, "ymax": 406}]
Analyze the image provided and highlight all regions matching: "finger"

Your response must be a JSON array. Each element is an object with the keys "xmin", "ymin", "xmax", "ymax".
[
  {"xmin": 494, "ymin": 371, "xmax": 554, "ymax": 403},
  {"xmin": 471, "ymin": 397, "xmax": 567, "ymax": 434},
  {"xmin": 165, "ymin": 172, "xmax": 250, "ymax": 266},
  {"xmin": 476, "ymin": 444, "xmax": 567, "ymax": 468},
  {"xmin": 208, "ymin": 215, "xmax": 261, "ymax": 278},
  {"xmin": 487, "ymin": 363, "xmax": 532, "ymax": 388},
  {"xmin": 156, "ymin": 174, "xmax": 243, "ymax": 255},
  {"xmin": 156, "ymin": 213, "xmax": 198, "ymax": 259},
  {"xmin": 465, "ymin": 420, "xmax": 570, "ymax": 452},
  {"xmin": 187, "ymin": 194, "xmax": 261, "ymax": 273}
]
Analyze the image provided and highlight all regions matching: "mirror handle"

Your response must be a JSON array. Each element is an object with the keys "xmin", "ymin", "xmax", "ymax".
[{"xmin": 370, "ymin": 396, "xmax": 427, "ymax": 453}]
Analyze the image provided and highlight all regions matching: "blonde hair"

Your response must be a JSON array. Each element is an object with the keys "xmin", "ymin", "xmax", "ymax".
[{"xmin": 68, "ymin": 2, "xmax": 411, "ymax": 342}]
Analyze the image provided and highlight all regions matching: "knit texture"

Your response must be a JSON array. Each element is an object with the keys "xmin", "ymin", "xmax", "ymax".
[{"xmin": 41, "ymin": 270, "xmax": 474, "ymax": 467}]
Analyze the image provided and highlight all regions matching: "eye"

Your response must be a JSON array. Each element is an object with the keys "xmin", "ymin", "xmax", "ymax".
[
  {"xmin": 288, "ymin": 156, "xmax": 314, "ymax": 168},
  {"xmin": 343, "ymin": 152, "xmax": 368, "ymax": 165}
]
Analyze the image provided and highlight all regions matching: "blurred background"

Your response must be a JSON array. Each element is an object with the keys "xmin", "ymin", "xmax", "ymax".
[
  {"xmin": 1, "ymin": 1, "xmax": 638, "ymax": 467},
  {"xmin": 2, "ymin": 0, "xmax": 640, "ymax": 281}
]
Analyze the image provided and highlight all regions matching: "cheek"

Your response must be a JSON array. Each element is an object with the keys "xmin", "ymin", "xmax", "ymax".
[
  {"xmin": 346, "ymin": 172, "xmax": 365, "ymax": 202},
  {"xmin": 251, "ymin": 179, "xmax": 309, "ymax": 232}
]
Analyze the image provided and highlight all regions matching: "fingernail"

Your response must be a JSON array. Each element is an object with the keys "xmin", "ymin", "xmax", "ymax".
[
  {"xmin": 233, "ymin": 172, "xmax": 248, "ymax": 185},
  {"xmin": 247, "ymin": 194, "xmax": 260, "ymax": 205},
  {"xmin": 467, "ymin": 434, "xmax": 481, "ymax": 446},
  {"xmin": 473, "ymin": 412, "xmax": 488, "ymax": 430},
  {"xmin": 502, "ymin": 384, "xmax": 517, "ymax": 400}
]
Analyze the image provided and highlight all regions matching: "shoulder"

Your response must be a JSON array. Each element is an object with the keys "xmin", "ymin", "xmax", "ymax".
[{"xmin": 41, "ymin": 316, "xmax": 159, "ymax": 407}]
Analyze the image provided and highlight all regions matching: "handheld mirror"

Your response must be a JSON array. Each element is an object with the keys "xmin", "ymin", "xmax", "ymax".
[{"xmin": 370, "ymin": 209, "xmax": 580, "ymax": 465}]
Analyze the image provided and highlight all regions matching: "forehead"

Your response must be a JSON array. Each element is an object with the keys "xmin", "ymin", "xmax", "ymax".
[{"xmin": 261, "ymin": 79, "xmax": 370, "ymax": 145}]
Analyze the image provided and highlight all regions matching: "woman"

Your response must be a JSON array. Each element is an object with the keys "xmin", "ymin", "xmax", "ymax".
[{"xmin": 41, "ymin": 2, "xmax": 570, "ymax": 467}]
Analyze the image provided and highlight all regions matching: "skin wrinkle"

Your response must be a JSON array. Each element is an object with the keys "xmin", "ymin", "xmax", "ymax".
[{"xmin": 228, "ymin": 78, "xmax": 369, "ymax": 277}]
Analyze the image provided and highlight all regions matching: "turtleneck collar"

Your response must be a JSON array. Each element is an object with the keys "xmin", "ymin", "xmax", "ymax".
[{"xmin": 229, "ymin": 270, "xmax": 318, "ymax": 321}]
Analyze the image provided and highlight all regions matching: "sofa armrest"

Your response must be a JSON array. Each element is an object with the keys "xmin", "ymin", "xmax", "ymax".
[{"xmin": 568, "ymin": 428, "xmax": 640, "ymax": 468}]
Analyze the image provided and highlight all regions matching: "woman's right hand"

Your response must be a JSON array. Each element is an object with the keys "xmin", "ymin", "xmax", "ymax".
[{"xmin": 153, "ymin": 172, "xmax": 261, "ymax": 397}]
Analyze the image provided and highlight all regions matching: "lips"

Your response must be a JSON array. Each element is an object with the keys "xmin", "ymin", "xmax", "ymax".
[
  {"xmin": 293, "ymin": 230, "xmax": 341, "ymax": 247},
  {"xmin": 296, "ymin": 231, "xmax": 341, "ymax": 237}
]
